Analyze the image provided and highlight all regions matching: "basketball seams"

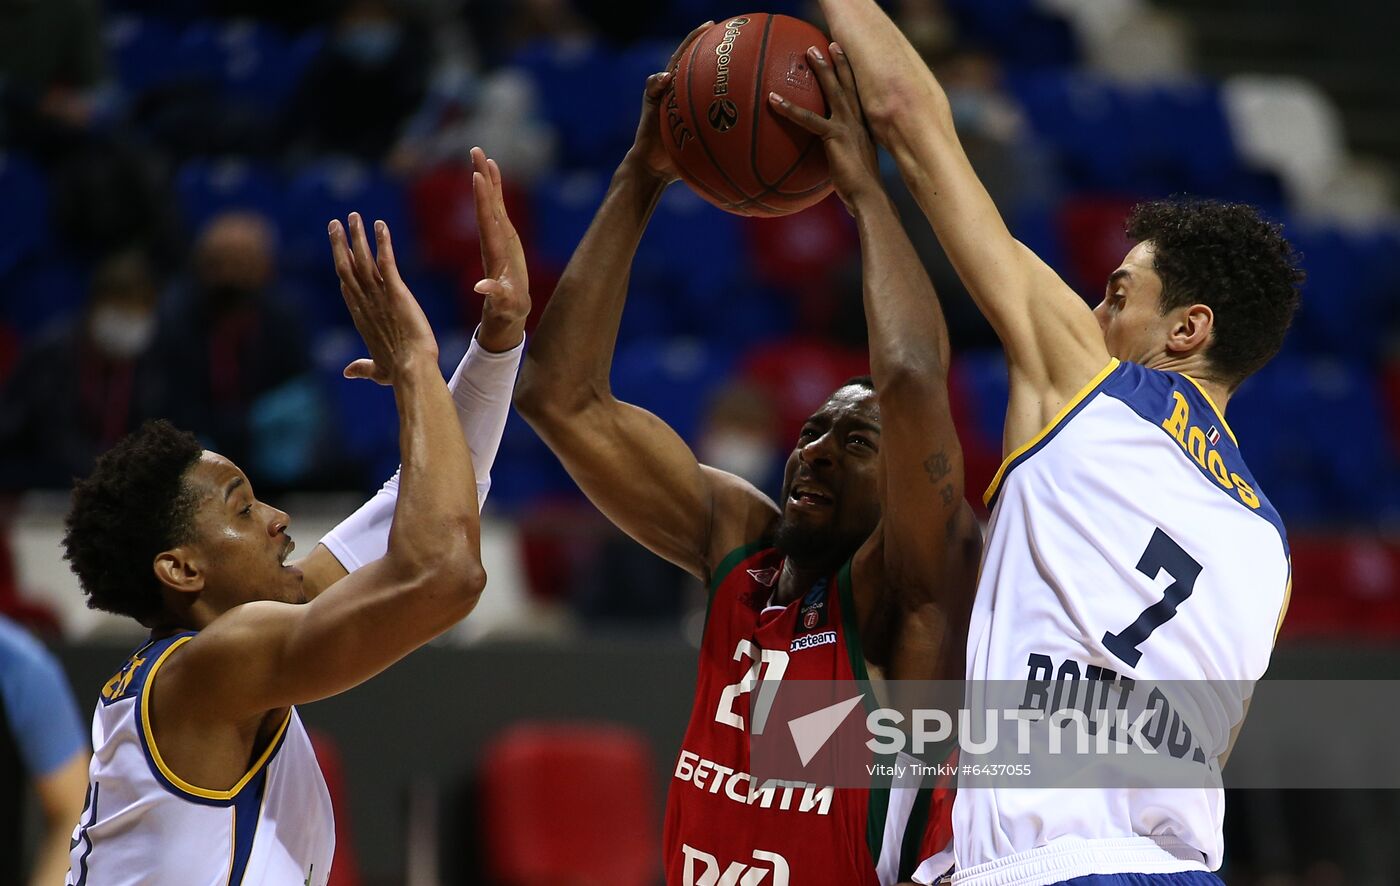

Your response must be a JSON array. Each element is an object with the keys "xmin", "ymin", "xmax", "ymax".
[
  {"xmin": 682, "ymin": 19, "xmax": 786, "ymax": 214},
  {"xmin": 748, "ymin": 14, "xmax": 778, "ymax": 190},
  {"xmin": 740, "ymin": 16, "xmax": 832, "ymax": 210}
]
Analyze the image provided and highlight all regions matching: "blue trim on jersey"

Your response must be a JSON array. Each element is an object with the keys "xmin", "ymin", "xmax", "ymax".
[
  {"xmin": 1054, "ymin": 873, "xmax": 1223, "ymax": 886},
  {"xmin": 229, "ymin": 765, "xmax": 269, "ymax": 884},
  {"xmin": 100, "ymin": 633, "xmax": 190, "ymax": 708},
  {"xmin": 1099, "ymin": 363, "xmax": 1288, "ymax": 554},
  {"xmin": 986, "ymin": 363, "xmax": 1124, "ymax": 510},
  {"xmin": 126, "ymin": 632, "xmax": 294, "ymax": 808}
]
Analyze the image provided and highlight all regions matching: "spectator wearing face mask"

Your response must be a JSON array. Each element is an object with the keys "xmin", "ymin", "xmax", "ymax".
[
  {"xmin": 154, "ymin": 211, "xmax": 312, "ymax": 476},
  {"xmin": 0, "ymin": 250, "xmax": 169, "ymax": 488},
  {"xmin": 285, "ymin": 0, "xmax": 433, "ymax": 162}
]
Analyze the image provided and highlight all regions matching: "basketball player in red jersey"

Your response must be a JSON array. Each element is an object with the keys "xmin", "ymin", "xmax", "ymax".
[{"xmin": 515, "ymin": 27, "xmax": 980, "ymax": 886}]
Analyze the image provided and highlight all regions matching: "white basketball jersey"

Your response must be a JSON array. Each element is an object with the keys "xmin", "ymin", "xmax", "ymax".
[
  {"xmin": 951, "ymin": 360, "xmax": 1290, "ymax": 886},
  {"xmin": 67, "ymin": 633, "xmax": 335, "ymax": 886}
]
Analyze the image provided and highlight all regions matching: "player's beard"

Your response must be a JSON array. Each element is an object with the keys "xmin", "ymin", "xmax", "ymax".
[{"xmin": 773, "ymin": 516, "xmax": 857, "ymax": 571}]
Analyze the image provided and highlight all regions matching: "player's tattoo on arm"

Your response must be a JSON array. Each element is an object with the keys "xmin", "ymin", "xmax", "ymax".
[
  {"xmin": 939, "ymin": 483, "xmax": 956, "ymax": 506},
  {"xmin": 923, "ymin": 450, "xmax": 951, "ymax": 485}
]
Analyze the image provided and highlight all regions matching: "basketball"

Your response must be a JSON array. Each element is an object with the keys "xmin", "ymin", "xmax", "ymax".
[{"xmin": 659, "ymin": 14, "xmax": 834, "ymax": 217}]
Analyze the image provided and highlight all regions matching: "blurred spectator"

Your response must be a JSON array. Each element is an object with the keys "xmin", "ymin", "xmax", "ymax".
[
  {"xmin": 465, "ymin": 0, "xmax": 594, "ymax": 65},
  {"xmin": 0, "ymin": 0, "xmax": 106, "ymax": 150},
  {"xmin": 286, "ymin": 0, "xmax": 433, "ymax": 161},
  {"xmin": 0, "ymin": 614, "xmax": 89, "ymax": 886},
  {"xmin": 154, "ymin": 211, "xmax": 313, "ymax": 475},
  {"xmin": 0, "ymin": 251, "xmax": 169, "ymax": 489},
  {"xmin": 696, "ymin": 382, "xmax": 783, "ymax": 495}
]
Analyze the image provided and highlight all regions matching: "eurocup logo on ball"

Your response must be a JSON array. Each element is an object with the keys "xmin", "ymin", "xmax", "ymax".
[{"xmin": 708, "ymin": 98, "xmax": 740, "ymax": 132}]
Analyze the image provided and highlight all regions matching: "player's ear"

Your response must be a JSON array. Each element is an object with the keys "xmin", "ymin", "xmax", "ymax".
[
  {"xmin": 154, "ymin": 547, "xmax": 205, "ymax": 595},
  {"xmin": 1166, "ymin": 303, "xmax": 1214, "ymax": 355}
]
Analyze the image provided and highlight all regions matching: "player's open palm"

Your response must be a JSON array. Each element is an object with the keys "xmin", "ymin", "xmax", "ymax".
[
  {"xmin": 630, "ymin": 20, "xmax": 713, "ymax": 184},
  {"xmin": 471, "ymin": 147, "xmax": 531, "ymax": 351},
  {"xmin": 769, "ymin": 42, "xmax": 881, "ymax": 214},
  {"xmin": 329, "ymin": 212, "xmax": 439, "ymax": 385}
]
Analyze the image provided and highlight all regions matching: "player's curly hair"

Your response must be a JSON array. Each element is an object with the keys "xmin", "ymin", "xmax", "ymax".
[
  {"xmin": 1127, "ymin": 199, "xmax": 1304, "ymax": 385},
  {"xmin": 63, "ymin": 420, "xmax": 204, "ymax": 625}
]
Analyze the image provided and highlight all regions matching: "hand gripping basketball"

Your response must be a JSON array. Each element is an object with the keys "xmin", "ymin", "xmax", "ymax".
[
  {"xmin": 627, "ymin": 21, "xmax": 714, "ymax": 186},
  {"xmin": 769, "ymin": 42, "xmax": 882, "ymax": 215}
]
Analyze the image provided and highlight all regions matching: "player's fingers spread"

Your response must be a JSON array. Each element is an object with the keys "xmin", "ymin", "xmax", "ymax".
[
  {"xmin": 347, "ymin": 213, "xmax": 382, "ymax": 293},
  {"xmin": 769, "ymin": 92, "xmax": 825, "ymax": 135},
  {"xmin": 806, "ymin": 44, "xmax": 843, "ymax": 105},
  {"xmin": 328, "ymin": 220, "xmax": 357, "ymax": 284},
  {"xmin": 373, "ymin": 220, "xmax": 406, "ymax": 289},
  {"xmin": 831, "ymin": 42, "xmax": 858, "ymax": 95}
]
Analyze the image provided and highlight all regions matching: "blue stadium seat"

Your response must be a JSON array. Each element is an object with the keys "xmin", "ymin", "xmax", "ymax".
[
  {"xmin": 1006, "ymin": 68, "xmax": 1133, "ymax": 191},
  {"xmin": 610, "ymin": 337, "xmax": 736, "ymax": 443},
  {"xmin": 955, "ymin": 350, "xmax": 1011, "ymax": 447},
  {"xmin": 175, "ymin": 158, "xmax": 286, "ymax": 236},
  {"xmin": 105, "ymin": 15, "xmax": 189, "ymax": 96},
  {"xmin": 282, "ymin": 159, "xmax": 415, "ymax": 276},
  {"xmin": 507, "ymin": 39, "xmax": 636, "ymax": 169},
  {"xmin": 634, "ymin": 185, "xmax": 744, "ymax": 306},
  {"xmin": 529, "ymin": 171, "xmax": 609, "ymax": 271},
  {"xmin": 212, "ymin": 22, "xmax": 325, "ymax": 113},
  {"xmin": 0, "ymin": 258, "xmax": 87, "ymax": 338},
  {"xmin": 1286, "ymin": 224, "xmax": 1394, "ymax": 360},
  {"xmin": 0, "ymin": 154, "xmax": 50, "ymax": 279},
  {"xmin": 1231, "ymin": 357, "xmax": 1397, "ymax": 525},
  {"xmin": 946, "ymin": 0, "xmax": 1078, "ymax": 67}
]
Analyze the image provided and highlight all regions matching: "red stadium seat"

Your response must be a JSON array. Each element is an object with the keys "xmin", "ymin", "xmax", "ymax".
[
  {"xmin": 307, "ymin": 729, "xmax": 363, "ymax": 886},
  {"xmin": 480, "ymin": 722, "xmax": 658, "ymax": 886}
]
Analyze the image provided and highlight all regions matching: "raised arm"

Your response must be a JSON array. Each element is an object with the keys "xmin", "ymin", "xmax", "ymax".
[
  {"xmin": 167, "ymin": 213, "xmax": 485, "ymax": 716},
  {"xmin": 814, "ymin": 1, "xmax": 1110, "ymax": 452},
  {"xmin": 515, "ymin": 26, "xmax": 778, "ymax": 581},
  {"xmin": 298, "ymin": 147, "xmax": 531, "ymax": 595},
  {"xmin": 772, "ymin": 45, "xmax": 980, "ymax": 679}
]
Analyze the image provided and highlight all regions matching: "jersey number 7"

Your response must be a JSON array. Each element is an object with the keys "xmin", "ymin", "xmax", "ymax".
[{"xmin": 1102, "ymin": 528, "xmax": 1203, "ymax": 667}]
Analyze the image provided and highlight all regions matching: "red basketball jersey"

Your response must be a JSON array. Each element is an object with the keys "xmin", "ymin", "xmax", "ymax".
[{"xmin": 663, "ymin": 543, "xmax": 938, "ymax": 886}]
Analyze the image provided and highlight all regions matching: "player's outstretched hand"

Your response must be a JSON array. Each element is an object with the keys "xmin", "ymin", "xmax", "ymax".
[
  {"xmin": 769, "ymin": 42, "xmax": 882, "ymax": 214},
  {"xmin": 329, "ymin": 212, "xmax": 439, "ymax": 385},
  {"xmin": 625, "ymin": 20, "xmax": 713, "ymax": 185},
  {"xmin": 470, "ymin": 147, "xmax": 531, "ymax": 353}
]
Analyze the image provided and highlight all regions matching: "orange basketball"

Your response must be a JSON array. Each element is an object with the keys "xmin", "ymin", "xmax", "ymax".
[{"xmin": 658, "ymin": 14, "xmax": 833, "ymax": 218}]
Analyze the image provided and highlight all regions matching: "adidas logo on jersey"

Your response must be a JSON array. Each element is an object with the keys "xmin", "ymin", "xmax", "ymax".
[{"xmin": 682, "ymin": 844, "xmax": 790, "ymax": 886}]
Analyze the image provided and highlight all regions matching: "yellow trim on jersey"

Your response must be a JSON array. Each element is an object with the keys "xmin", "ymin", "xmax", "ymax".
[
  {"xmin": 1273, "ymin": 565, "xmax": 1293, "ymax": 643},
  {"xmin": 227, "ymin": 806, "xmax": 237, "ymax": 885},
  {"xmin": 983, "ymin": 359, "xmax": 1121, "ymax": 506},
  {"xmin": 141, "ymin": 636, "xmax": 292, "ymax": 801},
  {"xmin": 1179, "ymin": 373, "xmax": 1238, "ymax": 445}
]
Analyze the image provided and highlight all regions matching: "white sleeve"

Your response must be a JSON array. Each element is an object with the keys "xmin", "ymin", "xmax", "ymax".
[{"xmin": 319, "ymin": 329, "xmax": 523, "ymax": 572}]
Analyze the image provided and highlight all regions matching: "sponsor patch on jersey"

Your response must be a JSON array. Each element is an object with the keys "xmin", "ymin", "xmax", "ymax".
[
  {"xmin": 790, "ymin": 630, "xmax": 836, "ymax": 652},
  {"xmin": 1207, "ymin": 425, "xmax": 1221, "ymax": 445}
]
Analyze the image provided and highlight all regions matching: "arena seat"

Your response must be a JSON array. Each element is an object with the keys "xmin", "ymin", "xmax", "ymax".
[
  {"xmin": 0, "ymin": 258, "xmax": 87, "ymax": 338},
  {"xmin": 507, "ymin": 39, "xmax": 635, "ymax": 170},
  {"xmin": 612, "ymin": 337, "xmax": 736, "ymax": 443},
  {"xmin": 0, "ymin": 153, "xmax": 50, "ymax": 279},
  {"xmin": 283, "ymin": 159, "xmax": 415, "ymax": 276},
  {"xmin": 480, "ymin": 722, "xmax": 658, "ymax": 886},
  {"xmin": 306, "ymin": 729, "xmax": 362, "ymax": 886},
  {"xmin": 175, "ymin": 158, "xmax": 286, "ymax": 236},
  {"xmin": 105, "ymin": 15, "xmax": 189, "ymax": 96},
  {"xmin": 528, "ymin": 171, "xmax": 609, "ymax": 273}
]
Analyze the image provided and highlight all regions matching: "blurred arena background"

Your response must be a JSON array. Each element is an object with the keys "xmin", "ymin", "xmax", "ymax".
[{"xmin": 2, "ymin": 0, "xmax": 1398, "ymax": 883}]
